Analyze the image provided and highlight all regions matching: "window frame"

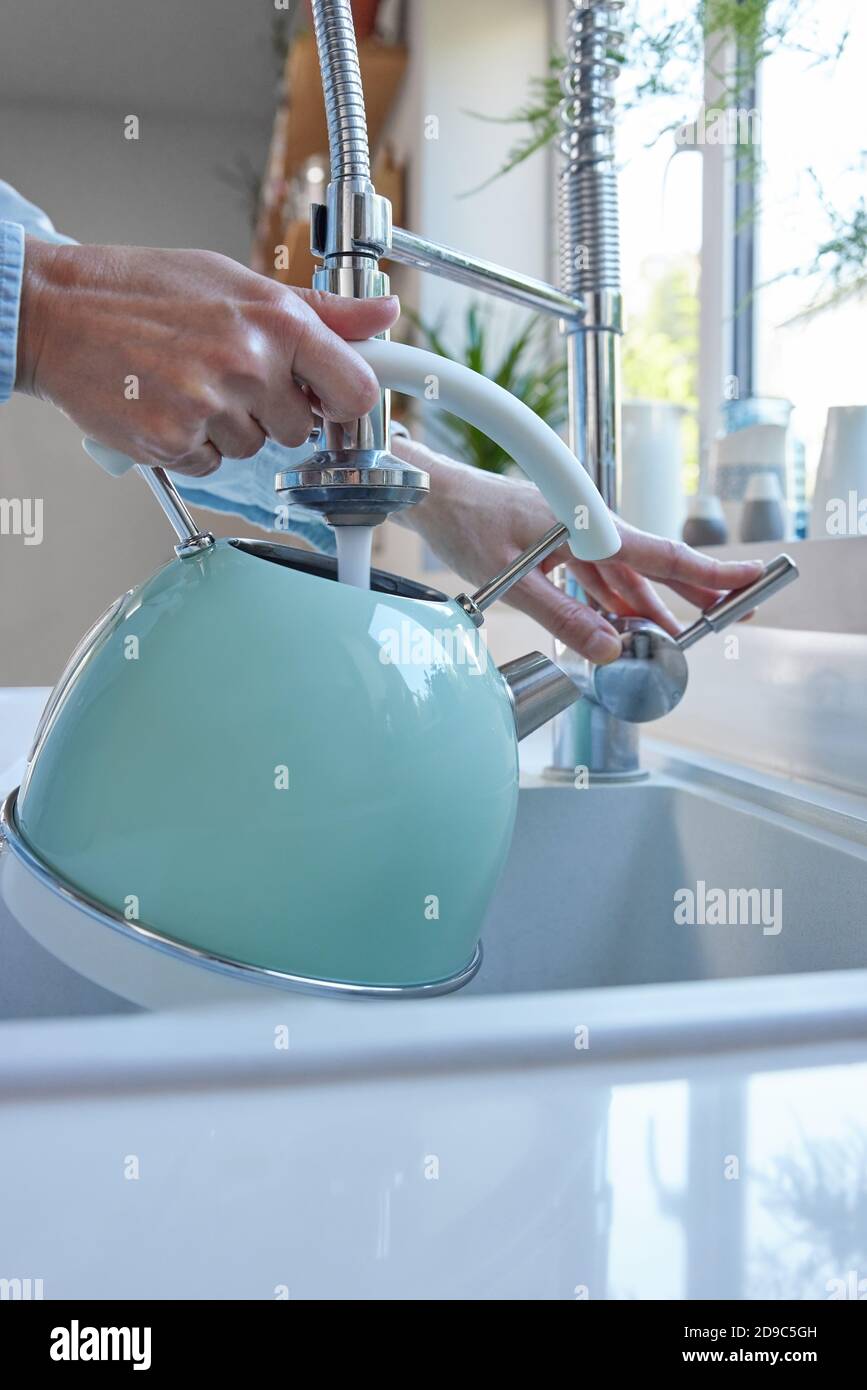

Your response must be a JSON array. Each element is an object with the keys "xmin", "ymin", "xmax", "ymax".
[{"xmin": 697, "ymin": 26, "xmax": 764, "ymax": 489}]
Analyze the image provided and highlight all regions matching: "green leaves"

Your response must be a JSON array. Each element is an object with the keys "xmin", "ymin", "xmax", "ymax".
[
  {"xmin": 460, "ymin": 54, "xmax": 564, "ymax": 195},
  {"xmin": 782, "ymin": 173, "xmax": 867, "ymax": 323},
  {"xmin": 465, "ymin": 1, "xmax": 848, "ymax": 186},
  {"xmin": 405, "ymin": 304, "xmax": 568, "ymax": 474}
]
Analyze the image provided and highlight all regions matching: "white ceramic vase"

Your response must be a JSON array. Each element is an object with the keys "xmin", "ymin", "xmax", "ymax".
[
  {"xmin": 620, "ymin": 400, "xmax": 686, "ymax": 540},
  {"xmin": 810, "ymin": 406, "xmax": 867, "ymax": 539}
]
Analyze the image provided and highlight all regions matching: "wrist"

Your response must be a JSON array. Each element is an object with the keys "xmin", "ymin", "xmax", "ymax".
[
  {"xmin": 16, "ymin": 236, "xmax": 62, "ymax": 397},
  {"xmin": 390, "ymin": 436, "xmax": 465, "ymax": 534}
]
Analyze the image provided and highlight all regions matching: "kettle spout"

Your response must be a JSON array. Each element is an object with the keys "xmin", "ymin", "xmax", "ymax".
[{"xmin": 498, "ymin": 651, "xmax": 585, "ymax": 741}]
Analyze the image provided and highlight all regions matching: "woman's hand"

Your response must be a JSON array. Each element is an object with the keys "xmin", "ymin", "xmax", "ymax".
[
  {"xmin": 392, "ymin": 439, "xmax": 764, "ymax": 664},
  {"xmin": 16, "ymin": 239, "xmax": 399, "ymax": 476}
]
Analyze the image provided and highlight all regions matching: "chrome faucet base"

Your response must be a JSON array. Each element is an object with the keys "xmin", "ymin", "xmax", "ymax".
[
  {"xmin": 542, "ymin": 764, "xmax": 649, "ymax": 785},
  {"xmin": 275, "ymin": 449, "xmax": 429, "ymax": 527},
  {"xmin": 548, "ymin": 685, "xmax": 642, "ymax": 781},
  {"xmin": 592, "ymin": 620, "xmax": 690, "ymax": 723}
]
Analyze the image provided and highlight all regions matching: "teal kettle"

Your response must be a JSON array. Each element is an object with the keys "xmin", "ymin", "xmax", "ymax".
[{"xmin": 1, "ymin": 341, "xmax": 620, "ymax": 1001}]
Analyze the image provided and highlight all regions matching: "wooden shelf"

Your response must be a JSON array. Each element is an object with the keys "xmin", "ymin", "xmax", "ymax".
[
  {"xmin": 272, "ymin": 218, "xmax": 317, "ymax": 288},
  {"xmin": 284, "ymin": 32, "xmax": 407, "ymax": 173},
  {"xmin": 253, "ymin": 32, "xmax": 408, "ymax": 280}
]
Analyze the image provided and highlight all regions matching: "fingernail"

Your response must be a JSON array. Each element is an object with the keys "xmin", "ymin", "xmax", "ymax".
[{"xmin": 586, "ymin": 629, "xmax": 622, "ymax": 664}]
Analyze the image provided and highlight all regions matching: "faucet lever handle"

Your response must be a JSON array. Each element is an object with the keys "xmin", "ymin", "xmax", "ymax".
[{"xmin": 676, "ymin": 553, "xmax": 799, "ymax": 651}]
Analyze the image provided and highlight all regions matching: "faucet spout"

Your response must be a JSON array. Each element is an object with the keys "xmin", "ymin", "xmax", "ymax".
[{"xmin": 499, "ymin": 652, "xmax": 586, "ymax": 741}]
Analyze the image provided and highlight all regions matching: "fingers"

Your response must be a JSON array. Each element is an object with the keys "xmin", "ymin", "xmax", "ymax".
[
  {"xmin": 569, "ymin": 561, "xmax": 758, "ymax": 637},
  {"xmin": 512, "ymin": 570, "xmax": 622, "ymax": 664},
  {"xmin": 567, "ymin": 557, "xmax": 681, "ymax": 635},
  {"xmin": 614, "ymin": 523, "xmax": 764, "ymax": 590},
  {"xmin": 286, "ymin": 289, "xmax": 399, "ymax": 420},
  {"xmin": 662, "ymin": 579, "xmax": 730, "ymax": 611},
  {"xmin": 206, "ymin": 412, "xmax": 267, "ymax": 461},
  {"xmin": 256, "ymin": 380, "xmax": 318, "ymax": 450},
  {"xmin": 166, "ymin": 442, "xmax": 221, "ymax": 477},
  {"xmin": 293, "ymin": 287, "xmax": 400, "ymax": 339},
  {"xmin": 563, "ymin": 562, "xmax": 638, "ymax": 621},
  {"xmin": 593, "ymin": 562, "xmax": 680, "ymax": 634}
]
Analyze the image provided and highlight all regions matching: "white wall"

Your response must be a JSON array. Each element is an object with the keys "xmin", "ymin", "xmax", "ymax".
[
  {"xmin": 0, "ymin": 103, "xmax": 272, "ymax": 684},
  {"xmin": 387, "ymin": 0, "xmax": 555, "ymax": 343}
]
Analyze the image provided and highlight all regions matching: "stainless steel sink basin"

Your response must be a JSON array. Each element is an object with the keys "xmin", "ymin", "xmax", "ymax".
[{"xmin": 471, "ymin": 763, "xmax": 867, "ymax": 998}]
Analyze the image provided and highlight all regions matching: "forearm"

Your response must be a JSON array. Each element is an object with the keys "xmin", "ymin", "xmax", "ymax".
[
  {"xmin": 389, "ymin": 434, "xmax": 539, "ymax": 588},
  {"xmin": 14, "ymin": 235, "xmax": 61, "ymax": 398}
]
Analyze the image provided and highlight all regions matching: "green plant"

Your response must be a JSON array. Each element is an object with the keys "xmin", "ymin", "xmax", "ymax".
[
  {"xmin": 405, "ymin": 305, "xmax": 568, "ymax": 473},
  {"xmin": 782, "ymin": 171, "xmax": 867, "ymax": 322},
  {"xmin": 463, "ymin": 53, "xmax": 565, "ymax": 194},
  {"xmin": 467, "ymin": 1, "xmax": 846, "ymax": 189},
  {"xmin": 465, "ymin": 1, "xmax": 855, "ymax": 323}
]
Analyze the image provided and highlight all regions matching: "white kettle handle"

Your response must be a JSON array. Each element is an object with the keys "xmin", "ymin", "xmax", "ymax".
[{"xmin": 351, "ymin": 339, "xmax": 619, "ymax": 562}]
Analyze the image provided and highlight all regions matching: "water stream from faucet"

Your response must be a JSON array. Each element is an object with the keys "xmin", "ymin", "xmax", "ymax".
[{"xmin": 335, "ymin": 526, "xmax": 373, "ymax": 589}]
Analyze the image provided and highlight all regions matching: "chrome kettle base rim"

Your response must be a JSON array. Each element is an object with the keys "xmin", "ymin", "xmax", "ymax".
[{"xmin": 0, "ymin": 788, "xmax": 483, "ymax": 1001}]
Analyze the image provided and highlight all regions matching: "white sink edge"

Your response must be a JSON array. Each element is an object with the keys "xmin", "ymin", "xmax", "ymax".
[{"xmin": 1, "ymin": 960, "xmax": 865, "ymax": 1102}]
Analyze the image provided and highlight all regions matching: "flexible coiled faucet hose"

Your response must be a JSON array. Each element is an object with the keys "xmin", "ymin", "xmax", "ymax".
[
  {"xmin": 311, "ymin": 0, "xmax": 371, "ymax": 182},
  {"xmin": 558, "ymin": 0, "xmax": 624, "ymax": 298}
]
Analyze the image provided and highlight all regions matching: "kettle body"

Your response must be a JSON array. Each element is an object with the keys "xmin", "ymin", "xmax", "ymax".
[{"xmin": 12, "ymin": 539, "xmax": 519, "ymax": 994}]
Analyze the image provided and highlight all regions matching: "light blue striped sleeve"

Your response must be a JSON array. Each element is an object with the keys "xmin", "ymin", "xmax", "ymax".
[
  {"xmin": 0, "ymin": 218, "xmax": 24, "ymax": 403},
  {"xmin": 0, "ymin": 180, "xmax": 77, "ymax": 404},
  {"xmin": 0, "ymin": 180, "xmax": 332, "ymax": 552}
]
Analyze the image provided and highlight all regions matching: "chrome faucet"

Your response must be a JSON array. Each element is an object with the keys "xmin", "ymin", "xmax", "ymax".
[
  {"xmin": 279, "ymin": 0, "xmax": 588, "ymax": 539},
  {"xmin": 289, "ymin": 0, "xmax": 778, "ymax": 772},
  {"xmin": 552, "ymin": 0, "xmax": 633, "ymax": 779},
  {"xmin": 276, "ymin": 0, "xmax": 427, "ymax": 529}
]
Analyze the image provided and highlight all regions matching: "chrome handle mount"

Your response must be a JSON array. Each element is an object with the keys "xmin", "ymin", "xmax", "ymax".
[
  {"xmin": 591, "ymin": 554, "xmax": 799, "ymax": 724},
  {"xmin": 137, "ymin": 467, "xmax": 215, "ymax": 558},
  {"xmin": 456, "ymin": 524, "xmax": 569, "ymax": 626}
]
